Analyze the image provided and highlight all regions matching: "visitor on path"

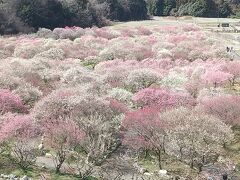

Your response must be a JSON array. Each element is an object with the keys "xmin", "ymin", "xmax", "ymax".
[{"xmin": 227, "ymin": 47, "xmax": 230, "ymax": 52}]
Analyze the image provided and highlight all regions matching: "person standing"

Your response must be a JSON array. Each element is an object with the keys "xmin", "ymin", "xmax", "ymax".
[{"xmin": 227, "ymin": 47, "xmax": 229, "ymax": 52}]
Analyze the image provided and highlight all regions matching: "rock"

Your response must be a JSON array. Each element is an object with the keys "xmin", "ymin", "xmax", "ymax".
[
  {"xmin": 38, "ymin": 143, "xmax": 44, "ymax": 150},
  {"xmin": 218, "ymin": 156, "xmax": 225, "ymax": 163},
  {"xmin": 3, "ymin": 175, "xmax": 9, "ymax": 179},
  {"xmin": 45, "ymin": 153, "xmax": 52, "ymax": 158},
  {"xmin": 9, "ymin": 174, "xmax": 16, "ymax": 179},
  {"xmin": 144, "ymin": 172, "xmax": 152, "ymax": 176},
  {"xmin": 20, "ymin": 175, "xmax": 29, "ymax": 180},
  {"xmin": 158, "ymin": 169, "xmax": 167, "ymax": 176},
  {"xmin": 233, "ymin": 165, "xmax": 236, "ymax": 171},
  {"xmin": 133, "ymin": 162, "xmax": 139, "ymax": 168},
  {"xmin": 0, "ymin": 174, "xmax": 4, "ymax": 178},
  {"xmin": 138, "ymin": 167, "xmax": 147, "ymax": 174}
]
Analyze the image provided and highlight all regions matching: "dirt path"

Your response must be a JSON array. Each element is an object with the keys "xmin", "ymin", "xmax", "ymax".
[{"xmin": 36, "ymin": 156, "xmax": 159, "ymax": 180}]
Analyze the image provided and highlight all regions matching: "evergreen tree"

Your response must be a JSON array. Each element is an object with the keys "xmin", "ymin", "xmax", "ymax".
[
  {"xmin": 128, "ymin": 0, "xmax": 148, "ymax": 20},
  {"xmin": 163, "ymin": 0, "xmax": 176, "ymax": 15},
  {"xmin": 218, "ymin": 0, "xmax": 232, "ymax": 17},
  {"xmin": 146, "ymin": 0, "xmax": 158, "ymax": 15},
  {"xmin": 189, "ymin": 0, "xmax": 209, "ymax": 17},
  {"xmin": 16, "ymin": 0, "xmax": 67, "ymax": 30},
  {"xmin": 156, "ymin": 0, "xmax": 164, "ymax": 16}
]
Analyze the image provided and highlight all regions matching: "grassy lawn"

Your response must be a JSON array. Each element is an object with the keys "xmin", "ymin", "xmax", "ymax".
[
  {"xmin": 111, "ymin": 17, "xmax": 191, "ymax": 30},
  {"xmin": 111, "ymin": 16, "xmax": 240, "ymax": 29}
]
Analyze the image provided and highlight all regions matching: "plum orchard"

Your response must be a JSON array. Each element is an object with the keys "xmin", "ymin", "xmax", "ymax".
[{"xmin": 0, "ymin": 24, "xmax": 238, "ymax": 177}]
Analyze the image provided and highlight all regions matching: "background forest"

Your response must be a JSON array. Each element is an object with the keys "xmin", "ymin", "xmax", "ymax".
[{"xmin": 0, "ymin": 0, "xmax": 239, "ymax": 35}]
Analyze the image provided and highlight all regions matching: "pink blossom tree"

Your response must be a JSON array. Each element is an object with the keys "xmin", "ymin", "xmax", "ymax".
[
  {"xmin": 75, "ymin": 113, "xmax": 122, "ymax": 166},
  {"xmin": 42, "ymin": 118, "xmax": 84, "ymax": 174},
  {"xmin": 185, "ymin": 80, "xmax": 204, "ymax": 98},
  {"xmin": 33, "ymin": 88, "xmax": 115, "ymax": 123},
  {"xmin": 136, "ymin": 27, "xmax": 152, "ymax": 36},
  {"xmin": 0, "ymin": 114, "xmax": 38, "ymax": 172},
  {"xmin": 222, "ymin": 61, "xmax": 240, "ymax": 86},
  {"xmin": 199, "ymin": 95, "xmax": 240, "ymax": 126},
  {"xmin": 33, "ymin": 88, "xmax": 122, "ymax": 166},
  {"xmin": 161, "ymin": 107, "xmax": 233, "ymax": 172},
  {"xmin": 132, "ymin": 88, "xmax": 196, "ymax": 111},
  {"xmin": 107, "ymin": 88, "xmax": 133, "ymax": 107},
  {"xmin": 0, "ymin": 89, "xmax": 26, "ymax": 115},
  {"xmin": 32, "ymin": 88, "xmax": 75, "ymax": 121},
  {"xmin": 121, "ymin": 107, "xmax": 167, "ymax": 169},
  {"xmin": 125, "ymin": 69, "xmax": 162, "ymax": 93},
  {"xmin": 201, "ymin": 70, "xmax": 233, "ymax": 88},
  {"xmin": 12, "ymin": 84, "xmax": 43, "ymax": 108}
]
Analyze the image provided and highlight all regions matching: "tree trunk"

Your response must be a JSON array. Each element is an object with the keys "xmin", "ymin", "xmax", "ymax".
[
  {"xmin": 55, "ymin": 149, "xmax": 65, "ymax": 174},
  {"xmin": 223, "ymin": 142, "xmax": 227, "ymax": 149},
  {"xmin": 190, "ymin": 152, "xmax": 194, "ymax": 169},
  {"xmin": 157, "ymin": 149, "xmax": 162, "ymax": 170},
  {"xmin": 162, "ymin": 136, "xmax": 166, "ymax": 153},
  {"xmin": 190, "ymin": 160, "xmax": 194, "ymax": 169},
  {"xmin": 85, "ymin": 153, "xmax": 91, "ymax": 164},
  {"xmin": 56, "ymin": 164, "xmax": 61, "ymax": 174},
  {"xmin": 179, "ymin": 147, "xmax": 183, "ymax": 160},
  {"xmin": 144, "ymin": 149, "xmax": 149, "ymax": 159},
  {"xmin": 202, "ymin": 155, "xmax": 205, "ymax": 164},
  {"xmin": 20, "ymin": 164, "xmax": 28, "ymax": 173},
  {"xmin": 198, "ymin": 164, "xmax": 203, "ymax": 172}
]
